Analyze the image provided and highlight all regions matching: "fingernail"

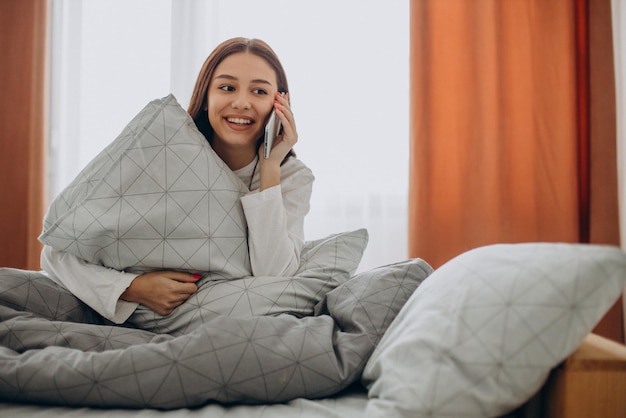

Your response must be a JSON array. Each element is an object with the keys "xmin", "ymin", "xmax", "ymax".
[{"xmin": 192, "ymin": 274, "xmax": 202, "ymax": 279}]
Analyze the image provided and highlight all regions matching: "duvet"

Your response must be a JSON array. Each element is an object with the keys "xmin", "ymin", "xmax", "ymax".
[{"xmin": 0, "ymin": 257, "xmax": 432, "ymax": 409}]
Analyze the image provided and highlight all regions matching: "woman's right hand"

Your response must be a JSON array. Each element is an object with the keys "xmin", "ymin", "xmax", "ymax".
[{"xmin": 120, "ymin": 271, "xmax": 201, "ymax": 316}]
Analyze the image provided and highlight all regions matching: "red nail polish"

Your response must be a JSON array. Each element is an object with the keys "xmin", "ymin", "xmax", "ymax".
[{"xmin": 192, "ymin": 274, "xmax": 202, "ymax": 279}]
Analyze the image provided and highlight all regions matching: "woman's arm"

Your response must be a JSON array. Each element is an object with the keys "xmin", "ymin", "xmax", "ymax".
[
  {"xmin": 242, "ymin": 158, "xmax": 314, "ymax": 277},
  {"xmin": 41, "ymin": 247, "xmax": 201, "ymax": 321},
  {"xmin": 41, "ymin": 245, "xmax": 140, "ymax": 323},
  {"xmin": 242, "ymin": 91, "xmax": 314, "ymax": 276}
]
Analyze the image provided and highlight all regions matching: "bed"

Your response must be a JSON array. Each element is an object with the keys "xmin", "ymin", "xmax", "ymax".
[
  {"xmin": 1, "ymin": 241, "xmax": 625, "ymax": 417},
  {"xmin": 1, "ymin": 95, "xmax": 626, "ymax": 417}
]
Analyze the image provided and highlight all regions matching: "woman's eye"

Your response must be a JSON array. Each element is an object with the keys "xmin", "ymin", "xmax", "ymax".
[
  {"xmin": 253, "ymin": 88, "xmax": 268, "ymax": 95},
  {"xmin": 219, "ymin": 85, "xmax": 234, "ymax": 92}
]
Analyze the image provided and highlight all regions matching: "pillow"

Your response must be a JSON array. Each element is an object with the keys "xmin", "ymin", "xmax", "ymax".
[
  {"xmin": 362, "ymin": 243, "xmax": 626, "ymax": 418},
  {"xmin": 296, "ymin": 228, "xmax": 370, "ymax": 278},
  {"xmin": 39, "ymin": 94, "xmax": 251, "ymax": 277},
  {"xmin": 126, "ymin": 229, "xmax": 370, "ymax": 335}
]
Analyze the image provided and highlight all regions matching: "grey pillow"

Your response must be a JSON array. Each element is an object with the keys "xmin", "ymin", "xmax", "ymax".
[
  {"xmin": 363, "ymin": 243, "xmax": 626, "ymax": 418},
  {"xmin": 39, "ymin": 94, "xmax": 250, "ymax": 277}
]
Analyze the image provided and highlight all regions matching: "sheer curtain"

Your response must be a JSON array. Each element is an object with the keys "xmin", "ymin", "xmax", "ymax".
[{"xmin": 48, "ymin": 0, "xmax": 410, "ymax": 272}]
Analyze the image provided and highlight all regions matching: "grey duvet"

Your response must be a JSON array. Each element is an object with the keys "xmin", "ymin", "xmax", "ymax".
[{"xmin": 0, "ymin": 259, "xmax": 432, "ymax": 409}]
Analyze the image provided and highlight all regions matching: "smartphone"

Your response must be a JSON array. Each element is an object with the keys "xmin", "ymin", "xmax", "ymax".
[
  {"xmin": 263, "ymin": 92, "xmax": 285, "ymax": 159},
  {"xmin": 263, "ymin": 111, "xmax": 281, "ymax": 159}
]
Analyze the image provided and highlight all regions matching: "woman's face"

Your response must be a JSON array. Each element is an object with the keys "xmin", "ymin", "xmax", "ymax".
[{"xmin": 207, "ymin": 52, "xmax": 278, "ymax": 153}]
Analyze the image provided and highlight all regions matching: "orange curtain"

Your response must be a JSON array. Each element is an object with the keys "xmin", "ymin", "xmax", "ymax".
[
  {"xmin": 0, "ymin": 0, "xmax": 48, "ymax": 270},
  {"xmin": 587, "ymin": 0, "xmax": 621, "ymax": 341},
  {"xmin": 409, "ymin": 0, "xmax": 622, "ymax": 341}
]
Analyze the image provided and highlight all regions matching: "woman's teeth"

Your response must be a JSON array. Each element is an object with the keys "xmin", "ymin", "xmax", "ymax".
[{"xmin": 227, "ymin": 117, "xmax": 252, "ymax": 125}]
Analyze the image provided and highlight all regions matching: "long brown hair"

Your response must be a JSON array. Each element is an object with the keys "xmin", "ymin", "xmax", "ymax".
[{"xmin": 188, "ymin": 37, "xmax": 292, "ymax": 157}]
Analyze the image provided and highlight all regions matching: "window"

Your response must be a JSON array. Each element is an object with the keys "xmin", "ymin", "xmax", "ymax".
[{"xmin": 49, "ymin": 0, "xmax": 409, "ymax": 271}]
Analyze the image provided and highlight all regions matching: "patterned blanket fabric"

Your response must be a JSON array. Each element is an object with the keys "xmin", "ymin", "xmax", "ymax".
[
  {"xmin": 125, "ymin": 229, "xmax": 371, "ymax": 335},
  {"xmin": 0, "ymin": 259, "xmax": 432, "ymax": 409}
]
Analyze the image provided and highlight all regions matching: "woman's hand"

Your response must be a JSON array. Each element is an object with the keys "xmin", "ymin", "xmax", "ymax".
[
  {"xmin": 120, "ymin": 271, "xmax": 201, "ymax": 316},
  {"xmin": 259, "ymin": 92, "xmax": 297, "ymax": 190}
]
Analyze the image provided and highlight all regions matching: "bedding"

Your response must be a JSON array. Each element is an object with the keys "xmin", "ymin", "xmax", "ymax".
[
  {"xmin": 0, "ymin": 257, "xmax": 433, "ymax": 409},
  {"xmin": 362, "ymin": 242, "xmax": 626, "ymax": 418},
  {"xmin": 6, "ymin": 96, "xmax": 626, "ymax": 415},
  {"xmin": 127, "ymin": 228, "xmax": 370, "ymax": 335},
  {"xmin": 39, "ymin": 94, "xmax": 250, "ymax": 278},
  {"xmin": 0, "ymin": 386, "xmax": 369, "ymax": 418},
  {"xmin": 0, "ymin": 243, "xmax": 624, "ymax": 416}
]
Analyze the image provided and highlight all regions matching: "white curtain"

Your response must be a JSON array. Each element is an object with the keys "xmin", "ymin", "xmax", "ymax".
[
  {"xmin": 48, "ymin": 0, "xmax": 410, "ymax": 272},
  {"xmin": 612, "ymin": 0, "xmax": 626, "ymax": 336}
]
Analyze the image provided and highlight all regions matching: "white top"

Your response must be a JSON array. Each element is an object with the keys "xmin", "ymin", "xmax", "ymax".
[{"xmin": 41, "ymin": 156, "xmax": 314, "ymax": 324}]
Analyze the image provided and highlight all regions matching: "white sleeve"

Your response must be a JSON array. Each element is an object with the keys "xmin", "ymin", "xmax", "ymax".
[
  {"xmin": 40, "ymin": 246, "xmax": 139, "ymax": 323},
  {"xmin": 241, "ymin": 159, "xmax": 314, "ymax": 277}
]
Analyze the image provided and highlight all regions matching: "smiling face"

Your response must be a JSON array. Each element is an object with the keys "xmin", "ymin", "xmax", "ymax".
[{"xmin": 206, "ymin": 52, "xmax": 279, "ymax": 166}]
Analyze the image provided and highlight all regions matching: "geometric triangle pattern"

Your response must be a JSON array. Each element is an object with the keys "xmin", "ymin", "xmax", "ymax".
[
  {"xmin": 362, "ymin": 243, "xmax": 626, "ymax": 418},
  {"xmin": 0, "ymin": 268, "xmax": 105, "ymax": 325},
  {"xmin": 0, "ymin": 257, "xmax": 433, "ymax": 409},
  {"xmin": 39, "ymin": 94, "xmax": 251, "ymax": 277},
  {"xmin": 126, "ymin": 229, "xmax": 370, "ymax": 334}
]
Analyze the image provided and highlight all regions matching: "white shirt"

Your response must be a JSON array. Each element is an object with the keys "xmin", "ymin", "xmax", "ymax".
[{"xmin": 41, "ymin": 156, "xmax": 314, "ymax": 324}]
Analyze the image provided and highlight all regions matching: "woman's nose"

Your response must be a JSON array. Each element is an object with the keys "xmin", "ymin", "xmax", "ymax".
[{"xmin": 232, "ymin": 92, "xmax": 251, "ymax": 110}]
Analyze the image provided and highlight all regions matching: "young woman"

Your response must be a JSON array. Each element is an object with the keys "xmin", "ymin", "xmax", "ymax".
[{"xmin": 41, "ymin": 37, "xmax": 314, "ymax": 323}]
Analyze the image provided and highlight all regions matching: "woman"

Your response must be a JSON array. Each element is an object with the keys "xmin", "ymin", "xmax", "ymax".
[{"xmin": 41, "ymin": 37, "xmax": 314, "ymax": 323}]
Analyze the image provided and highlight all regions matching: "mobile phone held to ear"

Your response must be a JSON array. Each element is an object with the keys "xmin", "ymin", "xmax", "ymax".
[
  {"xmin": 263, "ymin": 110, "xmax": 281, "ymax": 159},
  {"xmin": 263, "ymin": 92, "xmax": 285, "ymax": 159}
]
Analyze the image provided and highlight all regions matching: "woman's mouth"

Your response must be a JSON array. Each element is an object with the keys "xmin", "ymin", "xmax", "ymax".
[{"xmin": 226, "ymin": 117, "xmax": 253, "ymax": 126}]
